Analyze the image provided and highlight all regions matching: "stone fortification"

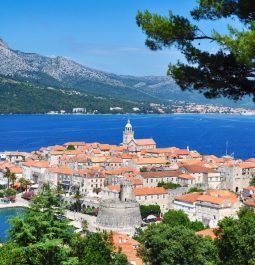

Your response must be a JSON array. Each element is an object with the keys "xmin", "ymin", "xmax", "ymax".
[{"xmin": 95, "ymin": 180, "xmax": 142, "ymax": 235}]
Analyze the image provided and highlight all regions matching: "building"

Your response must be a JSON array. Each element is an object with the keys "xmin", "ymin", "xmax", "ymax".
[
  {"xmin": 242, "ymin": 186, "xmax": 255, "ymax": 199},
  {"xmin": 220, "ymin": 161, "xmax": 255, "ymax": 192},
  {"xmin": 122, "ymin": 120, "xmax": 156, "ymax": 151},
  {"xmin": 141, "ymin": 170, "xmax": 181, "ymax": 187},
  {"xmin": 96, "ymin": 180, "xmax": 142, "ymax": 235},
  {"xmin": 180, "ymin": 165, "xmax": 222, "ymax": 189},
  {"xmin": 173, "ymin": 190, "xmax": 240, "ymax": 227},
  {"xmin": 173, "ymin": 192, "xmax": 203, "ymax": 221},
  {"xmin": 122, "ymin": 119, "xmax": 134, "ymax": 145},
  {"xmin": 133, "ymin": 187, "xmax": 169, "ymax": 213},
  {"xmin": 112, "ymin": 232, "xmax": 143, "ymax": 265}
]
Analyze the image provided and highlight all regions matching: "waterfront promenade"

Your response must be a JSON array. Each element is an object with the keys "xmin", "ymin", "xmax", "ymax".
[
  {"xmin": 0, "ymin": 193, "xmax": 29, "ymax": 209},
  {"xmin": 0, "ymin": 193, "xmax": 96, "ymax": 230}
]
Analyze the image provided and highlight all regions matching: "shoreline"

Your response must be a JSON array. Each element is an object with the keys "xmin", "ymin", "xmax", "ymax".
[
  {"xmin": 0, "ymin": 112, "xmax": 254, "ymax": 116},
  {"xmin": 0, "ymin": 194, "xmax": 29, "ymax": 209}
]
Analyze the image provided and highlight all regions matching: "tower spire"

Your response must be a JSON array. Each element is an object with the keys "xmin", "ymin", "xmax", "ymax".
[{"xmin": 122, "ymin": 119, "xmax": 134, "ymax": 144}]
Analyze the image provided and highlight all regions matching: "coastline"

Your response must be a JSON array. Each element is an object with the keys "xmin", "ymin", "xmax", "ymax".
[
  {"xmin": 0, "ymin": 112, "xmax": 254, "ymax": 115},
  {"xmin": 0, "ymin": 194, "xmax": 29, "ymax": 209},
  {"xmin": 0, "ymin": 113, "xmax": 255, "ymax": 159}
]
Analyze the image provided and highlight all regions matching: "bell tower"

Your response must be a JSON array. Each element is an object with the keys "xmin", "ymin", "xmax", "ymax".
[{"xmin": 122, "ymin": 119, "xmax": 134, "ymax": 145}]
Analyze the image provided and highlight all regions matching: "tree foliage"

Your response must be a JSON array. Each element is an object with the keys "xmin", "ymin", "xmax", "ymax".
[
  {"xmin": 140, "ymin": 204, "xmax": 161, "ymax": 219},
  {"xmin": 187, "ymin": 187, "xmax": 205, "ymax": 193},
  {"xmin": 136, "ymin": 207, "xmax": 255, "ymax": 265},
  {"xmin": 4, "ymin": 188, "xmax": 16, "ymax": 197},
  {"xmin": 136, "ymin": 0, "xmax": 255, "ymax": 102},
  {"xmin": 66, "ymin": 145, "xmax": 76, "ymax": 151},
  {"xmin": 215, "ymin": 207, "xmax": 255, "ymax": 265},
  {"xmin": 0, "ymin": 184, "xmax": 129, "ymax": 265},
  {"xmin": 137, "ymin": 223, "xmax": 218, "ymax": 265},
  {"xmin": 157, "ymin": 181, "xmax": 181, "ymax": 189},
  {"xmin": 162, "ymin": 209, "xmax": 205, "ymax": 231},
  {"xmin": 250, "ymin": 174, "xmax": 255, "ymax": 186}
]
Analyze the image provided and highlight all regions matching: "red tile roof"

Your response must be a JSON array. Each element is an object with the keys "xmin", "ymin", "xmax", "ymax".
[
  {"xmin": 134, "ymin": 139, "xmax": 156, "ymax": 146},
  {"xmin": 196, "ymin": 228, "xmax": 217, "ymax": 239},
  {"xmin": 175, "ymin": 192, "xmax": 203, "ymax": 203},
  {"xmin": 141, "ymin": 170, "xmax": 181, "ymax": 178},
  {"xmin": 112, "ymin": 232, "xmax": 142, "ymax": 264},
  {"xmin": 182, "ymin": 165, "xmax": 217, "ymax": 173},
  {"xmin": 133, "ymin": 187, "xmax": 167, "ymax": 196}
]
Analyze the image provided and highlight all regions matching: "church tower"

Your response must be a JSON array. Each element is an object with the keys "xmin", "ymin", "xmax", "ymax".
[{"xmin": 122, "ymin": 119, "xmax": 134, "ymax": 145}]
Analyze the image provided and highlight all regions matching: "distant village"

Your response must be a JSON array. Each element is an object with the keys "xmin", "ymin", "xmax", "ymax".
[
  {"xmin": 0, "ymin": 120, "xmax": 255, "ymax": 264},
  {"xmin": 46, "ymin": 102, "xmax": 255, "ymax": 115}
]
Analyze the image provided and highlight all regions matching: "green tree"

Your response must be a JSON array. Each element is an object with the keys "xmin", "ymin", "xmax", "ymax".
[
  {"xmin": 216, "ymin": 206, "xmax": 255, "ymax": 265},
  {"xmin": 136, "ymin": 0, "xmax": 255, "ymax": 102},
  {"xmin": 137, "ymin": 223, "xmax": 219, "ymax": 265},
  {"xmin": 79, "ymin": 233, "xmax": 113, "ymax": 265},
  {"xmin": 73, "ymin": 189, "xmax": 82, "ymax": 212},
  {"xmin": 55, "ymin": 183, "xmax": 64, "ymax": 198},
  {"xmin": 162, "ymin": 209, "xmax": 190, "ymax": 227},
  {"xmin": 66, "ymin": 145, "xmax": 75, "ymax": 151},
  {"xmin": 250, "ymin": 174, "xmax": 255, "ymax": 186},
  {"xmin": 162, "ymin": 209, "xmax": 205, "ymax": 232},
  {"xmin": 140, "ymin": 167, "xmax": 148, "ymax": 172},
  {"xmin": 10, "ymin": 173, "xmax": 16, "ymax": 187},
  {"xmin": 81, "ymin": 220, "xmax": 88, "ymax": 233},
  {"xmin": 19, "ymin": 177, "xmax": 31, "ymax": 192},
  {"xmin": 140, "ymin": 204, "xmax": 161, "ymax": 219},
  {"xmin": 187, "ymin": 187, "xmax": 205, "ymax": 193},
  {"xmin": 0, "ymin": 183, "xmax": 129, "ymax": 265},
  {"xmin": 4, "ymin": 167, "xmax": 12, "ymax": 188},
  {"xmin": 0, "ymin": 184, "xmax": 76, "ymax": 265},
  {"xmin": 4, "ymin": 188, "xmax": 16, "ymax": 197},
  {"xmin": 157, "ymin": 181, "xmax": 181, "ymax": 189},
  {"xmin": 112, "ymin": 250, "xmax": 129, "ymax": 265}
]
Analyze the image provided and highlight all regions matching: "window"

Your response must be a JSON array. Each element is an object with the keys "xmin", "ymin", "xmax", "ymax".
[{"xmin": 145, "ymin": 196, "xmax": 147, "ymax": 200}]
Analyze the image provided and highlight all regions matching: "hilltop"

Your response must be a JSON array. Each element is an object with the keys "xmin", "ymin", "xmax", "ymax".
[{"xmin": 0, "ymin": 38, "xmax": 254, "ymax": 113}]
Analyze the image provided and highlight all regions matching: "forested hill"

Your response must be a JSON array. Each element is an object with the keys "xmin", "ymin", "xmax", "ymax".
[
  {"xmin": 0, "ymin": 38, "xmax": 254, "ymax": 112},
  {"xmin": 0, "ymin": 76, "xmax": 145, "ymax": 114}
]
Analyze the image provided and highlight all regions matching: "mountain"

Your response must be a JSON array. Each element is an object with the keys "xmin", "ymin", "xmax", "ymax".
[
  {"xmin": 0, "ymin": 76, "xmax": 144, "ymax": 114},
  {"xmin": 0, "ymin": 38, "xmax": 254, "ymax": 110}
]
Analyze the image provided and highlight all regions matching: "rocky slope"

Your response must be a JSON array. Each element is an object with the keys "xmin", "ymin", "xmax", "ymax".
[{"xmin": 0, "ymin": 38, "xmax": 254, "ymax": 108}]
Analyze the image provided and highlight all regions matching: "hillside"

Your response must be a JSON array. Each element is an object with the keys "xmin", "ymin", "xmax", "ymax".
[
  {"xmin": 0, "ymin": 38, "xmax": 254, "ymax": 110},
  {"xmin": 0, "ymin": 76, "xmax": 144, "ymax": 114}
]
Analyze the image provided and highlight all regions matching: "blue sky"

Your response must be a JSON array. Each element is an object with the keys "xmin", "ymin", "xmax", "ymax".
[{"xmin": 0, "ymin": 0, "xmax": 236, "ymax": 76}]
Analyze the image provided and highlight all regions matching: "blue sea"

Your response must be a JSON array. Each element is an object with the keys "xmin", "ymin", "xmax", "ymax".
[
  {"xmin": 0, "ymin": 207, "xmax": 26, "ymax": 242},
  {"xmin": 0, "ymin": 114, "xmax": 255, "ymax": 159}
]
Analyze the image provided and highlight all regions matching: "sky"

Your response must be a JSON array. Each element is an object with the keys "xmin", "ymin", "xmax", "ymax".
[{"xmin": 0, "ymin": 0, "xmax": 237, "ymax": 76}]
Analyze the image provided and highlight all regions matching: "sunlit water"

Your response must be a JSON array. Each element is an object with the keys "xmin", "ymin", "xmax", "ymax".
[
  {"xmin": 0, "ymin": 114, "xmax": 255, "ymax": 159},
  {"xmin": 0, "ymin": 207, "xmax": 26, "ymax": 242}
]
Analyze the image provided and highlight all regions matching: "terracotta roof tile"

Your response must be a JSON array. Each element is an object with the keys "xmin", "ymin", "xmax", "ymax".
[
  {"xmin": 238, "ymin": 162, "xmax": 255, "ymax": 169},
  {"xmin": 243, "ymin": 186, "xmax": 255, "ymax": 191},
  {"xmin": 175, "ymin": 192, "xmax": 203, "ymax": 203},
  {"xmin": 196, "ymin": 228, "xmax": 217, "ymax": 239},
  {"xmin": 112, "ymin": 232, "xmax": 142, "ymax": 264},
  {"xmin": 134, "ymin": 157, "xmax": 168, "ymax": 165},
  {"xmin": 178, "ymin": 173, "xmax": 194, "ymax": 180},
  {"xmin": 182, "ymin": 165, "xmax": 217, "ymax": 173},
  {"xmin": 134, "ymin": 138, "xmax": 156, "ymax": 146},
  {"xmin": 141, "ymin": 170, "xmax": 181, "ymax": 178},
  {"xmin": 133, "ymin": 187, "xmax": 167, "ymax": 196}
]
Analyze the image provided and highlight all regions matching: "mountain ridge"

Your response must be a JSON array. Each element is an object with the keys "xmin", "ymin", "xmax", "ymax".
[{"xmin": 0, "ymin": 38, "xmax": 254, "ymax": 109}]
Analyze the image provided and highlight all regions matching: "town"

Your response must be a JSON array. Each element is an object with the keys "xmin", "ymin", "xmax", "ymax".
[{"xmin": 0, "ymin": 120, "xmax": 255, "ymax": 264}]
